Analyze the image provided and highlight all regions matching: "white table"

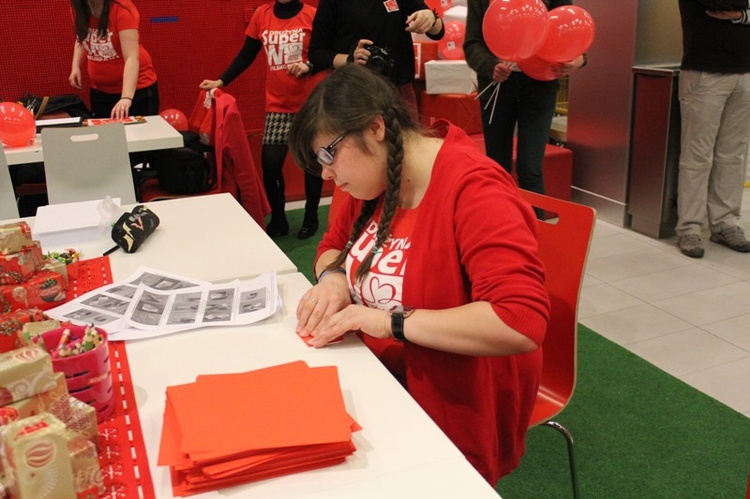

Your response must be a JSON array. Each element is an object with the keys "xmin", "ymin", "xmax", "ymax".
[
  {"xmin": 3, "ymin": 115, "xmax": 183, "ymax": 166},
  {"xmin": 26, "ymin": 194, "xmax": 297, "ymax": 281},
  {"xmin": 124, "ymin": 272, "xmax": 500, "ymax": 499}
]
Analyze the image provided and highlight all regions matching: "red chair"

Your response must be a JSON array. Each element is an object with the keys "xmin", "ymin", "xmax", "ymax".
[{"xmin": 519, "ymin": 189, "xmax": 596, "ymax": 499}]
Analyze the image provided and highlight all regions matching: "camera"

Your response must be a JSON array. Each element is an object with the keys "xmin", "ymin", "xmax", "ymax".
[{"xmin": 365, "ymin": 45, "xmax": 395, "ymax": 77}]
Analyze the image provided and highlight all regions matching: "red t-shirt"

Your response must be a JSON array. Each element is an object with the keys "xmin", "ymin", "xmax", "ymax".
[
  {"xmin": 347, "ymin": 206, "xmax": 418, "ymax": 380},
  {"xmin": 245, "ymin": 3, "xmax": 326, "ymax": 113},
  {"xmin": 82, "ymin": 0, "xmax": 157, "ymax": 93}
]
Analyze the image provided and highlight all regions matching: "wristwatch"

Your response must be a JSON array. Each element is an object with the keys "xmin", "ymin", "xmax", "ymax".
[{"xmin": 390, "ymin": 308, "xmax": 415, "ymax": 342}]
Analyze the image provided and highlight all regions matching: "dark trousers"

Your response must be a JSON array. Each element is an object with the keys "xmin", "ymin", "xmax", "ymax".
[
  {"xmin": 262, "ymin": 144, "xmax": 323, "ymax": 222},
  {"xmin": 480, "ymin": 72, "xmax": 559, "ymax": 196},
  {"xmin": 89, "ymin": 81, "xmax": 160, "ymax": 118}
]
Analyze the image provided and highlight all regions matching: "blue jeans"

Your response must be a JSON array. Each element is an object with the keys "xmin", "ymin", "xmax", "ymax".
[{"xmin": 479, "ymin": 72, "xmax": 559, "ymax": 195}]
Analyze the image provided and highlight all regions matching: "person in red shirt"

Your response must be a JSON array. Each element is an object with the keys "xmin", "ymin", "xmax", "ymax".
[
  {"xmin": 200, "ymin": 0, "xmax": 327, "ymax": 239},
  {"xmin": 69, "ymin": 0, "xmax": 159, "ymax": 119},
  {"xmin": 288, "ymin": 64, "xmax": 550, "ymax": 484}
]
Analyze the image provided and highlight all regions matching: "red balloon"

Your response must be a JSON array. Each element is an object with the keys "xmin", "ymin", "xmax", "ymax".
[
  {"xmin": 159, "ymin": 108, "xmax": 188, "ymax": 131},
  {"xmin": 0, "ymin": 102, "xmax": 36, "ymax": 148},
  {"xmin": 535, "ymin": 6, "xmax": 595, "ymax": 63},
  {"xmin": 439, "ymin": 0, "xmax": 452, "ymax": 11},
  {"xmin": 482, "ymin": 0, "xmax": 549, "ymax": 63},
  {"xmin": 438, "ymin": 21, "xmax": 466, "ymax": 60},
  {"xmin": 517, "ymin": 55, "xmax": 558, "ymax": 81}
]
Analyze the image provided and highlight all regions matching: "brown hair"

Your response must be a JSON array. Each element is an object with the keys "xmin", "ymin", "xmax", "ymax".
[
  {"xmin": 71, "ymin": 0, "xmax": 129, "ymax": 43},
  {"xmin": 288, "ymin": 64, "xmax": 420, "ymax": 281}
]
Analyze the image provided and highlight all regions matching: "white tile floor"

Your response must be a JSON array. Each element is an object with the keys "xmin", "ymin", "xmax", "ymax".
[
  {"xmin": 579, "ymin": 188, "xmax": 750, "ymax": 418},
  {"xmin": 296, "ymin": 190, "xmax": 750, "ymax": 417}
]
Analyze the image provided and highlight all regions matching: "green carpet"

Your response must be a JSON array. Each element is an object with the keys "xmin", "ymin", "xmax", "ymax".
[{"xmin": 277, "ymin": 206, "xmax": 750, "ymax": 498}]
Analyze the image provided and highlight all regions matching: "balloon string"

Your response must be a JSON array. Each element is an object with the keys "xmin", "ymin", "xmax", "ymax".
[
  {"xmin": 485, "ymin": 81, "xmax": 502, "ymax": 124},
  {"xmin": 474, "ymin": 80, "xmax": 498, "ymax": 101}
]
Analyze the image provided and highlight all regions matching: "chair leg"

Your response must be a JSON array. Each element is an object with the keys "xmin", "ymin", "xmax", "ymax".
[{"xmin": 543, "ymin": 420, "xmax": 580, "ymax": 499}]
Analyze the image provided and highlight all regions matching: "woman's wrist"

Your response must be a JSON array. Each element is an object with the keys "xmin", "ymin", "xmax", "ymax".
[
  {"xmin": 120, "ymin": 96, "xmax": 133, "ymax": 101},
  {"xmin": 316, "ymin": 267, "xmax": 346, "ymax": 283}
]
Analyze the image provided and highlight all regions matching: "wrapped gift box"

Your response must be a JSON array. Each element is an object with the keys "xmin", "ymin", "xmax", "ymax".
[
  {"xmin": 66, "ymin": 432, "xmax": 104, "ymax": 497},
  {"xmin": 0, "ymin": 222, "xmax": 33, "ymax": 256},
  {"xmin": 0, "ymin": 346, "xmax": 58, "ymax": 405},
  {"xmin": 0, "ymin": 243, "xmax": 45, "ymax": 285},
  {"xmin": 420, "ymin": 91, "xmax": 483, "ymax": 135},
  {"xmin": 0, "ymin": 270, "xmax": 67, "ymax": 313},
  {"xmin": 1, "ymin": 413, "xmax": 77, "ymax": 498},
  {"xmin": 425, "ymin": 60, "xmax": 476, "ymax": 94},
  {"xmin": 413, "ymin": 40, "xmax": 439, "ymax": 80},
  {"xmin": 0, "ymin": 373, "xmax": 70, "ymax": 427},
  {"xmin": 0, "ymin": 308, "xmax": 46, "ymax": 354}
]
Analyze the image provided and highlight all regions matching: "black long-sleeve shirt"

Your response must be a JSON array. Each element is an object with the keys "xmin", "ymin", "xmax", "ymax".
[
  {"xmin": 308, "ymin": 0, "xmax": 442, "ymax": 86},
  {"xmin": 678, "ymin": 0, "xmax": 750, "ymax": 73}
]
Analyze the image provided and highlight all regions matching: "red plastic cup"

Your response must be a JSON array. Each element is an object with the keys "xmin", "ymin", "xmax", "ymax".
[{"xmin": 41, "ymin": 326, "xmax": 114, "ymax": 423}]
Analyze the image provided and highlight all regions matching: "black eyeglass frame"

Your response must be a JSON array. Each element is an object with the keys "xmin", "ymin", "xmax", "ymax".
[{"xmin": 316, "ymin": 131, "xmax": 348, "ymax": 166}]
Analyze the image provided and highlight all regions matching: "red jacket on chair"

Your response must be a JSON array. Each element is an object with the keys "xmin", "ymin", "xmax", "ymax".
[{"xmin": 190, "ymin": 90, "xmax": 270, "ymax": 228}]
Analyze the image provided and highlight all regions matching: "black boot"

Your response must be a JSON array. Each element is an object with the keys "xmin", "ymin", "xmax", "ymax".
[
  {"xmin": 297, "ymin": 212, "xmax": 318, "ymax": 240},
  {"xmin": 266, "ymin": 215, "xmax": 289, "ymax": 238}
]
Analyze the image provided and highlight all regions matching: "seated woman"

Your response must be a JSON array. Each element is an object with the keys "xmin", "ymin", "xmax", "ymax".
[{"xmin": 288, "ymin": 64, "xmax": 550, "ymax": 484}]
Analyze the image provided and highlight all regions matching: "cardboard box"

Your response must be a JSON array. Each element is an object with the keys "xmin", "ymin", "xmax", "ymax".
[
  {"xmin": 420, "ymin": 91, "xmax": 483, "ymax": 135},
  {"xmin": 413, "ymin": 41, "xmax": 439, "ymax": 80},
  {"xmin": 425, "ymin": 60, "xmax": 477, "ymax": 94}
]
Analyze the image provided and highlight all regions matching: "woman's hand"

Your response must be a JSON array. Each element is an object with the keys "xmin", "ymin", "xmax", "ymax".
[
  {"xmin": 199, "ymin": 79, "xmax": 224, "ymax": 90},
  {"xmin": 110, "ymin": 98, "xmax": 132, "ymax": 120},
  {"xmin": 492, "ymin": 61, "xmax": 513, "ymax": 82},
  {"xmin": 350, "ymin": 39, "xmax": 375, "ymax": 66},
  {"xmin": 307, "ymin": 304, "xmax": 390, "ymax": 348},
  {"xmin": 69, "ymin": 67, "xmax": 82, "ymax": 89},
  {"xmin": 296, "ymin": 272, "xmax": 352, "ymax": 338},
  {"xmin": 287, "ymin": 62, "xmax": 310, "ymax": 78},
  {"xmin": 551, "ymin": 54, "xmax": 586, "ymax": 78},
  {"xmin": 405, "ymin": 9, "xmax": 437, "ymax": 34},
  {"xmin": 706, "ymin": 9, "xmax": 742, "ymax": 21}
]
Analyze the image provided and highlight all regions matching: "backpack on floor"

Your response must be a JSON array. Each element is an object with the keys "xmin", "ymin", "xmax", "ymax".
[{"xmin": 151, "ymin": 131, "xmax": 217, "ymax": 194}]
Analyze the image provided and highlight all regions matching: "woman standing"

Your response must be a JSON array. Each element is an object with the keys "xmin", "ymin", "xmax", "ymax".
[
  {"xmin": 289, "ymin": 64, "xmax": 550, "ymax": 484},
  {"xmin": 69, "ymin": 0, "xmax": 159, "ymax": 119},
  {"xmin": 200, "ymin": 0, "xmax": 327, "ymax": 239}
]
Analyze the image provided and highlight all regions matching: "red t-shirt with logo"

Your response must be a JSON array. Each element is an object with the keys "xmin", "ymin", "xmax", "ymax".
[
  {"xmin": 246, "ymin": 3, "xmax": 326, "ymax": 113},
  {"xmin": 82, "ymin": 0, "xmax": 157, "ymax": 94},
  {"xmin": 347, "ymin": 206, "xmax": 418, "ymax": 380}
]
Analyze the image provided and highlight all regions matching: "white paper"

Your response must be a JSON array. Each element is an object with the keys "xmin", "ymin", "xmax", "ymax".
[
  {"xmin": 33, "ymin": 198, "xmax": 122, "ymax": 250},
  {"xmin": 45, "ymin": 267, "xmax": 280, "ymax": 342}
]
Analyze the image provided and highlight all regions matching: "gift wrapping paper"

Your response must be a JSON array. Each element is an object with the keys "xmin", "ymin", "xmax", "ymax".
[
  {"xmin": 0, "ymin": 308, "xmax": 46, "ymax": 354},
  {"xmin": 0, "ymin": 270, "xmax": 67, "ymax": 314},
  {"xmin": 0, "ymin": 243, "xmax": 45, "ymax": 285},
  {"xmin": 0, "ymin": 223, "xmax": 33, "ymax": 256},
  {"xmin": 0, "ymin": 347, "xmax": 58, "ymax": 405},
  {"xmin": 1, "ymin": 413, "xmax": 77, "ymax": 498}
]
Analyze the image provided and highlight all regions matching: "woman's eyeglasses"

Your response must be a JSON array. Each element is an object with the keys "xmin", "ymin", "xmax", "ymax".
[{"xmin": 316, "ymin": 131, "xmax": 348, "ymax": 166}]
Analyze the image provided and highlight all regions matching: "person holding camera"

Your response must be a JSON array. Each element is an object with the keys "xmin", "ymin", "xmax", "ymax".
[
  {"xmin": 289, "ymin": 64, "xmax": 549, "ymax": 485},
  {"xmin": 200, "ymin": 0, "xmax": 328, "ymax": 239},
  {"xmin": 307, "ymin": 0, "xmax": 444, "ymax": 118}
]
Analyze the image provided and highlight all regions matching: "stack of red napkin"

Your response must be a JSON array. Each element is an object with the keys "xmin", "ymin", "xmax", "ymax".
[{"xmin": 158, "ymin": 361, "xmax": 360, "ymax": 496}]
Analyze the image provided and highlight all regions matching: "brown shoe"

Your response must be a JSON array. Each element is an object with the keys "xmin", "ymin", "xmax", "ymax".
[
  {"xmin": 710, "ymin": 226, "xmax": 750, "ymax": 252},
  {"xmin": 677, "ymin": 234, "xmax": 704, "ymax": 258}
]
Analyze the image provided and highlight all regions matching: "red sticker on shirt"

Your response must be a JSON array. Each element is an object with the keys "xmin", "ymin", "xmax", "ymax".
[{"xmin": 383, "ymin": 0, "xmax": 399, "ymax": 13}]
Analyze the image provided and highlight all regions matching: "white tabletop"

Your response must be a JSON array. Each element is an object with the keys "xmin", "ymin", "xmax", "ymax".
[
  {"xmin": 3, "ymin": 115, "xmax": 183, "ymax": 166},
  {"xmin": 125, "ymin": 272, "xmax": 500, "ymax": 499},
  {"xmin": 22, "ymin": 193, "xmax": 297, "ymax": 281}
]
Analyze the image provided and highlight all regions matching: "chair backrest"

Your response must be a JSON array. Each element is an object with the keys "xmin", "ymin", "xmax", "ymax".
[
  {"xmin": 0, "ymin": 149, "xmax": 20, "ymax": 219},
  {"xmin": 42, "ymin": 123, "xmax": 136, "ymax": 205},
  {"xmin": 519, "ymin": 189, "xmax": 596, "ymax": 426}
]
